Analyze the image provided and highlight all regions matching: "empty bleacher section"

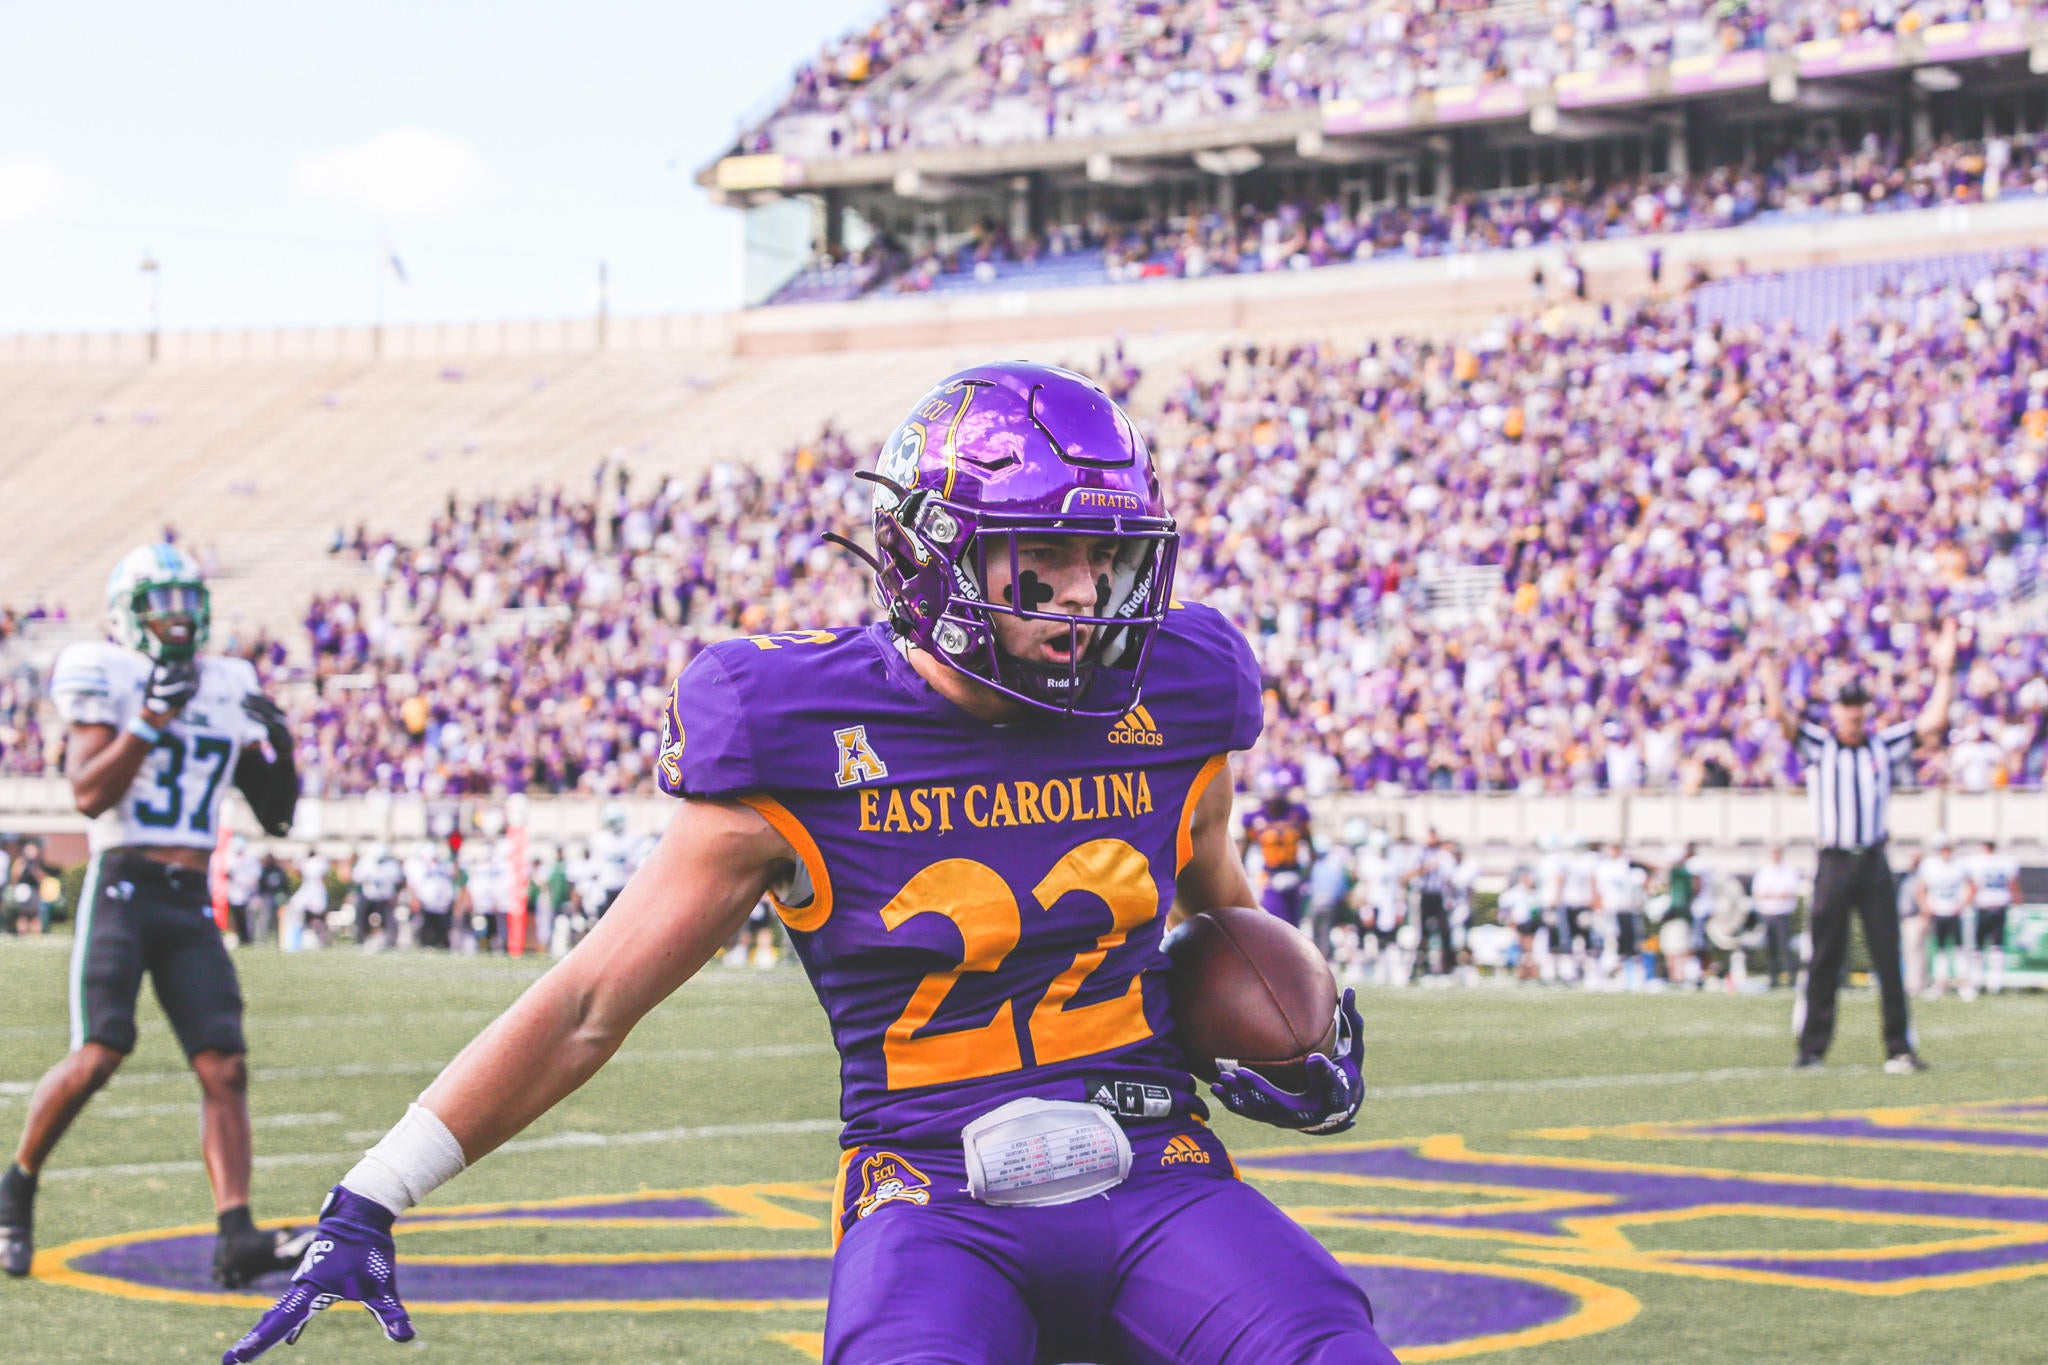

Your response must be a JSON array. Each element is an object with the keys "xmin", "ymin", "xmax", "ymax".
[
  {"xmin": 1693, "ymin": 244, "xmax": 2039, "ymax": 334},
  {"xmin": 0, "ymin": 321, "xmax": 1213, "ymax": 640}
]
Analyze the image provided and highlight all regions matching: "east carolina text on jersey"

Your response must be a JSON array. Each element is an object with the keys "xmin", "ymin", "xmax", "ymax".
[
  {"xmin": 659, "ymin": 602, "xmax": 1261, "ymax": 1147},
  {"xmin": 856, "ymin": 771, "xmax": 1156, "ymax": 833}
]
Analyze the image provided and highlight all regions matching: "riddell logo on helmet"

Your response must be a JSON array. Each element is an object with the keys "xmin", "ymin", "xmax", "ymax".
[
  {"xmin": 1108, "ymin": 707, "xmax": 1165, "ymax": 746},
  {"xmin": 1063, "ymin": 488, "xmax": 1146, "ymax": 514}
]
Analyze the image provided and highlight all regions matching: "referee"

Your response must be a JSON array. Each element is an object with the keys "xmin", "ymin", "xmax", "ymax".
[{"xmin": 1762, "ymin": 622, "xmax": 1957, "ymax": 1074}]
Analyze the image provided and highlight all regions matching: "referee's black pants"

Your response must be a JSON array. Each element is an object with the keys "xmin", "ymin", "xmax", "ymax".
[
  {"xmin": 1416, "ymin": 892, "xmax": 1451, "ymax": 976},
  {"xmin": 1798, "ymin": 846, "xmax": 1912, "ymax": 1061}
]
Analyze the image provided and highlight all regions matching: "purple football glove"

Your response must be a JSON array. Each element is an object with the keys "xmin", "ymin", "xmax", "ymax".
[
  {"xmin": 1209, "ymin": 988, "xmax": 1365, "ymax": 1135},
  {"xmin": 223, "ymin": 1187, "xmax": 412, "ymax": 1363}
]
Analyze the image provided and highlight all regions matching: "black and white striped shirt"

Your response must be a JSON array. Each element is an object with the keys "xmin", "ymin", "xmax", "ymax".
[{"xmin": 1795, "ymin": 719, "xmax": 1918, "ymax": 849}]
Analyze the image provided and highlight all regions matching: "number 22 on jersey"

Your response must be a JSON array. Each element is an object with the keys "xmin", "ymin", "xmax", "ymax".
[{"xmin": 880, "ymin": 838, "xmax": 1157, "ymax": 1090}]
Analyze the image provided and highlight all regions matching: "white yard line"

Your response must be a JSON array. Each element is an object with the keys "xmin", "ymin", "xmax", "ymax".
[
  {"xmin": 42, "ymin": 1118, "xmax": 843, "ymax": 1182},
  {"xmin": 0, "ymin": 1042, "xmax": 834, "ymax": 1103},
  {"xmin": 0, "ymin": 997, "xmax": 801, "ymax": 1042},
  {"xmin": 33, "ymin": 1053, "xmax": 2044, "ymax": 1182},
  {"xmin": 78, "ymin": 1105, "xmax": 345, "ymax": 1126}
]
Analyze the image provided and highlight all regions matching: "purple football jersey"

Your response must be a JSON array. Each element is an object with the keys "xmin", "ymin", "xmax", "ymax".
[{"xmin": 660, "ymin": 602, "xmax": 1261, "ymax": 1146}]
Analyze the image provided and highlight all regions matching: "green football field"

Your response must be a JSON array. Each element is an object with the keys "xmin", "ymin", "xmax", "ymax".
[{"xmin": 2, "ymin": 937, "xmax": 2043, "ymax": 1363}]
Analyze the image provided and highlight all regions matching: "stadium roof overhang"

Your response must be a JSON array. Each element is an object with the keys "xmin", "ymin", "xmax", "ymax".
[{"xmin": 700, "ymin": 16, "xmax": 2048, "ymax": 206}]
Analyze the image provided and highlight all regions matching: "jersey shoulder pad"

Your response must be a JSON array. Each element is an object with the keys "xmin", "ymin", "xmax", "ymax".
[
  {"xmin": 658, "ymin": 627, "xmax": 877, "ymax": 800},
  {"xmin": 203, "ymin": 654, "xmax": 261, "ymax": 692},
  {"xmin": 50, "ymin": 641, "xmax": 136, "ymax": 725},
  {"xmin": 1131, "ymin": 600, "xmax": 1262, "ymax": 755}
]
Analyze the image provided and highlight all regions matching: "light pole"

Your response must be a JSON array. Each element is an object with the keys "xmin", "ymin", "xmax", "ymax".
[{"xmin": 140, "ymin": 253, "xmax": 161, "ymax": 362}]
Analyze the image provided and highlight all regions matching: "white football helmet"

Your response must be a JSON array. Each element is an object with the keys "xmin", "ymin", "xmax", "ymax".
[{"xmin": 107, "ymin": 543, "xmax": 209, "ymax": 662}]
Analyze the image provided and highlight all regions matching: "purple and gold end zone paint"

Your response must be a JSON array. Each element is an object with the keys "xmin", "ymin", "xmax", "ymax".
[
  {"xmin": 36, "ymin": 1179, "xmax": 1630, "ymax": 1359},
  {"xmin": 36, "ymin": 1103, "xmax": 2048, "ymax": 1358},
  {"xmin": 1240, "ymin": 1114, "xmax": 2048, "ymax": 1297},
  {"xmin": 1534, "ymin": 1096, "xmax": 2048, "ymax": 1160}
]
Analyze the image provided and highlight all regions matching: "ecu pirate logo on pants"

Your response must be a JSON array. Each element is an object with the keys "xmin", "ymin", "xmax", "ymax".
[{"xmin": 853, "ymin": 1153, "xmax": 931, "ymax": 1220}]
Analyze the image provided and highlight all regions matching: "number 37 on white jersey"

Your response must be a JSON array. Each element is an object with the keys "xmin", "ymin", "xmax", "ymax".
[{"xmin": 50, "ymin": 642, "xmax": 270, "ymax": 855}]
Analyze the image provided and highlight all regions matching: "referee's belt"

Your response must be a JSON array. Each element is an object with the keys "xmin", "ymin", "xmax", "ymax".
[
  {"xmin": 1818, "ymin": 843, "xmax": 1888, "ymax": 857},
  {"xmin": 103, "ymin": 849, "xmax": 212, "ymax": 894}
]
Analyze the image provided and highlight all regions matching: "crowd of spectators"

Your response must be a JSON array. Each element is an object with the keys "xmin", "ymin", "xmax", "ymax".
[
  {"xmin": 1158, "ymin": 268, "xmax": 2048, "ymax": 796},
  {"xmin": 4, "ymin": 263, "xmax": 2045, "ymax": 800},
  {"xmin": 0, "ymin": 605, "xmax": 65, "ymax": 779},
  {"xmin": 744, "ymin": 0, "xmax": 2029, "ymax": 160},
  {"xmin": 813, "ymin": 131, "xmax": 2044, "ymax": 300}
]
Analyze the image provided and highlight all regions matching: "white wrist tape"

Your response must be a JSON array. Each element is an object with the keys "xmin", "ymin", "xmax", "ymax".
[{"xmin": 342, "ymin": 1103, "xmax": 467, "ymax": 1215}]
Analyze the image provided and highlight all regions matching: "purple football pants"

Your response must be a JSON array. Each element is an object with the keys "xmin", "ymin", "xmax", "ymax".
[
  {"xmin": 1261, "ymin": 883, "xmax": 1307, "ymax": 928},
  {"xmin": 826, "ymin": 1129, "xmax": 1395, "ymax": 1365}
]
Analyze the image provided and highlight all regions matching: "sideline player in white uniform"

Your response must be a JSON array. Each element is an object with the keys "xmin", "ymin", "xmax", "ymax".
[
  {"xmin": 1915, "ymin": 835, "xmax": 1975, "ymax": 1000},
  {"xmin": 1355, "ymin": 832, "xmax": 1408, "ymax": 987},
  {"xmin": 588, "ymin": 803, "xmax": 639, "ymax": 919},
  {"xmin": 1591, "ymin": 843, "xmax": 1647, "ymax": 991},
  {"xmin": 351, "ymin": 843, "xmax": 405, "ymax": 951},
  {"xmin": 1967, "ymin": 840, "xmax": 2021, "ymax": 996},
  {"xmin": 1559, "ymin": 835, "xmax": 1600, "ymax": 982},
  {"xmin": 1, "ymin": 546, "xmax": 306, "ymax": 1286}
]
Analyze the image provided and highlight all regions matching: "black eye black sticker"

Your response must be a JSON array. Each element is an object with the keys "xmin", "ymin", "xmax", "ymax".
[
  {"xmin": 1094, "ymin": 574, "xmax": 1111, "ymax": 614},
  {"xmin": 1004, "ymin": 570, "xmax": 1056, "ymax": 610}
]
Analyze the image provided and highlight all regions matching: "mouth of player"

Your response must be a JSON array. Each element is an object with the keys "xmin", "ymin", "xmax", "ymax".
[{"xmin": 1032, "ymin": 624, "xmax": 1092, "ymax": 664}]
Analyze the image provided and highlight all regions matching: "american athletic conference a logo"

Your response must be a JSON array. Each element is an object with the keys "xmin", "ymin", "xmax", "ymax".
[
  {"xmin": 831, "ymin": 726, "xmax": 889, "ymax": 788},
  {"xmin": 1107, "ymin": 705, "xmax": 1165, "ymax": 747}
]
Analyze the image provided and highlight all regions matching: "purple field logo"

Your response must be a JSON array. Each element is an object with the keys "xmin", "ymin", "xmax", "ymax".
[{"xmin": 35, "ymin": 1101, "xmax": 2048, "ymax": 1359}]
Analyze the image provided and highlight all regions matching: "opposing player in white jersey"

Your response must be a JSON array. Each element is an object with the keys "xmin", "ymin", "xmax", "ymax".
[
  {"xmin": 1915, "ymin": 835, "xmax": 1975, "ymax": 1001},
  {"xmin": 1966, "ymin": 840, "xmax": 2021, "ymax": 996},
  {"xmin": 1, "ymin": 546, "xmax": 306, "ymax": 1286}
]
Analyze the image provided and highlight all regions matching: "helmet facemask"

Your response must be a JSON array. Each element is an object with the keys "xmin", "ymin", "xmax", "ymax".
[
  {"xmin": 118, "ymin": 581, "xmax": 210, "ymax": 663},
  {"xmin": 873, "ymin": 484, "xmax": 1178, "ymax": 718}
]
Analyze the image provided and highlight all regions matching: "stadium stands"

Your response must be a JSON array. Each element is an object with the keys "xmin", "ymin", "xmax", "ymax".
[
  {"xmin": 763, "ymin": 132, "xmax": 2048, "ymax": 303},
  {"xmin": 15, "ymin": 251, "xmax": 2043, "ymax": 803},
  {"xmin": 739, "ymin": 0, "xmax": 2014, "ymax": 161}
]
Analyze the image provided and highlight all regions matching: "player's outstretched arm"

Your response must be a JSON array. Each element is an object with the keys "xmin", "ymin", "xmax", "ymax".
[
  {"xmin": 223, "ymin": 797, "xmax": 792, "ymax": 1363},
  {"xmin": 416, "ymin": 797, "xmax": 789, "ymax": 1156}
]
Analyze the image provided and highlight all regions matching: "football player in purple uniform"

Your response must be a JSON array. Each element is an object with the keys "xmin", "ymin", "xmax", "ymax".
[
  {"xmin": 1243, "ymin": 771, "xmax": 1317, "ymax": 927},
  {"xmin": 224, "ymin": 363, "xmax": 1384, "ymax": 1365}
]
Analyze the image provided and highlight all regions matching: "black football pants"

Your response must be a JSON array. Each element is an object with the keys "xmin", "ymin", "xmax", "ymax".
[{"xmin": 1798, "ymin": 847, "xmax": 1911, "ymax": 1060}]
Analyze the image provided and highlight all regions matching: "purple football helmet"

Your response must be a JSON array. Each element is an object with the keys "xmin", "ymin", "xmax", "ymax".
[{"xmin": 861, "ymin": 361, "xmax": 1178, "ymax": 717}]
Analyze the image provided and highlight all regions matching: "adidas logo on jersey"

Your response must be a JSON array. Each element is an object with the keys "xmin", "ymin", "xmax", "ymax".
[
  {"xmin": 1108, "ymin": 706, "xmax": 1165, "ymax": 747},
  {"xmin": 1160, "ymin": 1135, "xmax": 1210, "ymax": 1165}
]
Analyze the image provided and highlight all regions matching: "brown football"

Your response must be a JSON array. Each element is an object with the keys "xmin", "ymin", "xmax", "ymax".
[{"xmin": 1165, "ymin": 906, "xmax": 1341, "ymax": 1087}]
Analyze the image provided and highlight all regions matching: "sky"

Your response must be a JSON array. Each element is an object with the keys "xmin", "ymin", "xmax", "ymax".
[{"xmin": 0, "ymin": 1, "xmax": 876, "ymax": 334}]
